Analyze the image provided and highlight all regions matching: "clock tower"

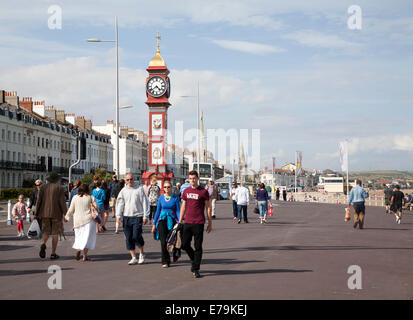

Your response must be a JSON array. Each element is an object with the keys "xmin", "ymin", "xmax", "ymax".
[{"xmin": 142, "ymin": 33, "xmax": 173, "ymax": 188}]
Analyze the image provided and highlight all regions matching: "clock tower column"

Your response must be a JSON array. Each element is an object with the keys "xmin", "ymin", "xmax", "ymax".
[{"xmin": 142, "ymin": 33, "xmax": 173, "ymax": 188}]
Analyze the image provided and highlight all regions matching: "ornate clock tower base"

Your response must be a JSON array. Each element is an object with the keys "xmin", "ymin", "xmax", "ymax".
[{"xmin": 142, "ymin": 33, "xmax": 173, "ymax": 189}]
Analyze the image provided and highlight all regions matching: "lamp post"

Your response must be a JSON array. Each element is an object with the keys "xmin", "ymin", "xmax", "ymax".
[
  {"xmin": 179, "ymin": 82, "xmax": 200, "ymax": 174},
  {"xmin": 87, "ymin": 16, "xmax": 120, "ymax": 177}
]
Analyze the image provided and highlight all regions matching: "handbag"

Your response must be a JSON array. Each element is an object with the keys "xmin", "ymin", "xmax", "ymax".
[
  {"xmin": 344, "ymin": 207, "xmax": 351, "ymax": 222},
  {"xmin": 27, "ymin": 219, "xmax": 42, "ymax": 239},
  {"xmin": 253, "ymin": 206, "xmax": 259, "ymax": 214},
  {"xmin": 268, "ymin": 206, "xmax": 273, "ymax": 217}
]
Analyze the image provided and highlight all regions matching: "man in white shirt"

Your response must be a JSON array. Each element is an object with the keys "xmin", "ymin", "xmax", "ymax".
[
  {"xmin": 234, "ymin": 183, "xmax": 250, "ymax": 224},
  {"xmin": 116, "ymin": 173, "xmax": 150, "ymax": 265}
]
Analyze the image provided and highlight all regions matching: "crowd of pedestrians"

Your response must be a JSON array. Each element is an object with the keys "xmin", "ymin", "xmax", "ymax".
[{"xmin": 8, "ymin": 170, "xmax": 411, "ymax": 278}]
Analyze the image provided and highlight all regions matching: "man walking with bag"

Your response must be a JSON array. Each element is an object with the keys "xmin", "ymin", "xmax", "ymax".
[
  {"xmin": 179, "ymin": 170, "xmax": 212, "ymax": 278},
  {"xmin": 348, "ymin": 179, "xmax": 369, "ymax": 229}
]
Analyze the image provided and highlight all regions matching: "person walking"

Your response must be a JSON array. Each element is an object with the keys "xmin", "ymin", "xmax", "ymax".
[
  {"xmin": 174, "ymin": 183, "xmax": 181, "ymax": 200},
  {"xmin": 109, "ymin": 175, "xmax": 118, "ymax": 218},
  {"xmin": 102, "ymin": 180, "xmax": 111, "ymax": 230},
  {"xmin": 180, "ymin": 179, "xmax": 191, "ymax": 195},
  {"xmin": 116, "ymin": 173, "xmax": 150, "ymax": 265},
  {"xmin": 152, "ymin": 180, "xmax": 181, "ymax": 268},
  {"xmin": 390, "ymin": 185, "xmax": 405, "ymax": 224},
  {"xmin": 65, "ymin": 184, "xmax": 98, "ymax": 261},
  {"xmin": 347, "ymin": 179, "xmax": 369, "ymax": 229},
  {"xmin": 282, "ymin": 189, "xmax": 287, "ymax": 201},
  {"xmin": 114, "ymin": 179, "xmax": 125, "ymax": 234},
  {"xmin": 91, "ymin": 181, "xmax": 106, "ymax": 233},
  {"xmin": 68, "ymin": 180, "xmax": 81, "ymax": 207},
  {"xmin": 255, "ymin": 183, "xmax": 272, "ymax": 224},
  {"xmin": 235, "ymin": 182, "xmax": 250, "ymax": 224},
  {"xmin": 27, "ymin": 179, "xmax": 42, "ymax": 226},
  {"xmin": 179, "ymin": 170, "xmax": 211, "ymax": 278},
  {"xmin": 276, "ymin": 188, "xmax": 280, "ymax": 201},
  {"xmin": 206, "ymin": 180, "xmax": 218, "ymax": 219},
  {"xmin": 231, "ymin": 181, "xmax": 239, "ymax": 221},
  {"xmin": 12, "ymin": 195, "xmax": 28, "ymax": 238},
  {"xmin": 147, "ymin": 177, "xmax": 161, "ymax": 223},
  {"xmin": 35, "ymin": 172, "xmax": 67, "ymax": 260},
  {"xmin": 384, "ymin": 185, "xmax": 393, "ymax": 214}
]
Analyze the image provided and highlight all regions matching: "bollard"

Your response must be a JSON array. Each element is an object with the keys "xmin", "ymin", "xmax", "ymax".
[
  {"xmin": 7, "ymin": 200, "xmax": 12, "ymax": 225},
  {"xmin": 26, "ymin": 198, "xmax": 31, "ymax": 222}
]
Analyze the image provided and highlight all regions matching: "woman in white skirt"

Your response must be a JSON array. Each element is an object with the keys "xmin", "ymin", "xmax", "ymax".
[{"xmin": 65, "ymin": 183, "xmax": 98, "ymax": 261}]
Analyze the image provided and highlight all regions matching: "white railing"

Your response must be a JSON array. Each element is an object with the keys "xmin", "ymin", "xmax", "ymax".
[{"xmin": 273, "ymin": 192, "xmax": 386, "ymax": 207}]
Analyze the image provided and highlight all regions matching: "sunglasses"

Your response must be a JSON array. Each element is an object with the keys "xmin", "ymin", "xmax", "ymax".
[
  {"xmin": 164, "ymin": 186, "xmax": 172, "ymax": 188},
  {"xmin": 126, "ymin": 179, "xmax": 133, "ymax": 181}
]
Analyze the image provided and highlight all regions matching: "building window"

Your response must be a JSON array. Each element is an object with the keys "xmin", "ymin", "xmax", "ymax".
[
  {"xmin": 13, "ymin": 132, "xmax": 16, "ymax": 142},
  {"xmin": 23, "ymin": 135, "xmax": 26, "ymax": 144},
  {"xmin": 7, "ymin": 131, "xmax": 11, "ymax": 141},
  {"xmin": 1, "ymin": 129, "xmax": 4, "ymax": 140},
  {"xmin": 18, "ymin": 133, "xmax": 21, "ymax": 143}
]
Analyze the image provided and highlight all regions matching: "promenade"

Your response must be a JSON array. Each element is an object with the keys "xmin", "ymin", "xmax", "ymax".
[{"xmin": 0, "ymin": 200, "xmax": 412, "ymax": 300}]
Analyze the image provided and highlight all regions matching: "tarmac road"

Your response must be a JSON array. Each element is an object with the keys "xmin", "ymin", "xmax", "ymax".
[{"xmin": 0, "ymin": 200, "xmax": 412, "ymax": 300}]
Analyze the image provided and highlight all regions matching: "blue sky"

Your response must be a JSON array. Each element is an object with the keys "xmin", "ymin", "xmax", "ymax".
[{"xmin": 1, "ymin": 0, "xmax": 412, "ymax": 171}]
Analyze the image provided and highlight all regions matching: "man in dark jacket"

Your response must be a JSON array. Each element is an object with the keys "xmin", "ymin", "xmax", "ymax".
[
  {"xmin": 109, "ymin": 175, "xmax": 118, "ymax": 218},
  {"xmin": 35, "ymin": 172, "xmax": 67, "ymax": 260},
  {"xmin": 28, "ymin": 179, "xmax": 42, "ymax": 224}
]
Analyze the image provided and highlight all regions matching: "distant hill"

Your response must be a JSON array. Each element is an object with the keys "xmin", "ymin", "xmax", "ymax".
[{"xmin": 348, "ymin": 170, "xmax": 413, "ymax": 180}]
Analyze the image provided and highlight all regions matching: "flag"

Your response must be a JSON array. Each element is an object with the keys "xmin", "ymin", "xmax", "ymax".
[
  {"xmin": 272, "ymin": 157, "xmax": 276, "ymax": 171},
  {"xmin": 339, "ymin": 141, "xmax": 348, "ymax": 172},
  {"xmin": 296, "ymin": 151, "xmax": 303, "ymax": 175}
]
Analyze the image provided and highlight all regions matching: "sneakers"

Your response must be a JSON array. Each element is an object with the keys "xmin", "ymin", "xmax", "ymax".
[
  {"xmin": 397, "ymin": 216, "xmax": 401, "ymax": 224},
  {"xmin": 237, "ymin": 219, "xmax": 241, "ymax": 224},
  {"xmin": 138, "ymin": 254, "xmax": 145, "ymax": 264},
  {"xmin": 128, "ymin": 257, "xmax": 138, "ymax": 265},
  {"xmin": 260, "ymin": 219, "xmax": 263, "ymax": 224},
  {"xmin": 162, "ymin": 264, "xmax": 169, "ymax": 268},
  {"xmin": 193, "ymin": 270, "xmax": 201, "ymax": 278}
]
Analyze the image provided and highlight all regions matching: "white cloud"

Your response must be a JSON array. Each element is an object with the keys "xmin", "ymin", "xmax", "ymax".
[
  {"xmin": 283, "ymin": 30, "xmax": 362, "ymax": 49},
  {"xmin": 211, "ymin": 39, "xmax": 285, "ymax": 55}
]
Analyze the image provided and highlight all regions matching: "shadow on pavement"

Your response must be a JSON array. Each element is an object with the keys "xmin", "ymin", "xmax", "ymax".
[
  {"xmin": 0, "ymin": 267, "xmax": 74, "ymax": 277},
  {"xmin": 0, "ymin": 245, "xmax": 33, "ymax": 251},
  {"xmin": 201, "ymin": 258, "xmax": 266, "ymax": 265},
  {"xmin": 205, "ymin": 245, "xmax": 413, "ymax": 254},
  {"xmin": 201, "ymin": 268, "xmax": 313, "ymax": 277}
]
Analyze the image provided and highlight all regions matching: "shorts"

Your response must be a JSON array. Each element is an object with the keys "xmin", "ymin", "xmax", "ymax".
[
  {"xmin": 109, "ymin": 197, "xmax": 116, "ymax": 207},
  {"xmin": 97, "ymin": 207, "xmax": 105, "ymax": 215},
  {"xmin": 104, "ymin": 204, "xmax": 110, "ymax": 211},
  {"xmin": 391, "ymin": 205, "xmax": 402, "ymax": 213},
  {"xmin": 353, "ymin": 202, "xmax": 365, "ymax": 214},
  {"xmin": 41, "ymin": 218, "xmax": 64, "ymax": 236}
]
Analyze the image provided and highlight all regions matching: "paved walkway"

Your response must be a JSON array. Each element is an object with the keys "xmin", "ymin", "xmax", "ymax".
[{"xmin": 0, "ymin": 200, "xmax": 412, "ymax": 299}]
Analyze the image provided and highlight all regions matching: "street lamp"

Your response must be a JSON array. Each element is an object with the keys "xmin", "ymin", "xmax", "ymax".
[
  {"xmin": 179, "ymin": 82, "xmax": 200, "ymax": 174},
  {"xmin": 87, "ymin": 16, "xmax": 120, "ymax": 177}
]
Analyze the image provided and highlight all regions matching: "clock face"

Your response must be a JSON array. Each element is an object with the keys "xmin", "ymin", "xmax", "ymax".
[{"xmin": 147, "ymin": 76, "xmax": 167, "ymax": 97}]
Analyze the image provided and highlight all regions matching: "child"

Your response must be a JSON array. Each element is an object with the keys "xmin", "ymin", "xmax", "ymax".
[
  {"xmin": 91, "ymin": 181, "xmax": 106, "ymax": 233},
  {"xmin": 12, "ymin": 195, "xmax": 27, "ymax": 238}
]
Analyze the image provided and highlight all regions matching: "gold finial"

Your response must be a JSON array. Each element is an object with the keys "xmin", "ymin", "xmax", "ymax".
[{"xmin": 156, "ymin": 31, "xmax": 161, "ymax": 52}]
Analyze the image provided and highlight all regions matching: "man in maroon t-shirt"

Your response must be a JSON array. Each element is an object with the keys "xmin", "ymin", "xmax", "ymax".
[{"xmin": 179, "ymin": 170, "xmax": 212, "ymax": 278}]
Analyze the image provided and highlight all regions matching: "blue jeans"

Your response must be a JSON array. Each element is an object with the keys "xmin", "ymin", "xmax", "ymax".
[
  {"xmin": 257, "ymin": 201, "xmax": 268, "ymax": 218},
  {"xmin": 123, "ymin": 216, "xmax": 145, "ymax": 251},
  {"xmin": 237, "ymin": 205, "xmax": 248, "ymax": 222}
]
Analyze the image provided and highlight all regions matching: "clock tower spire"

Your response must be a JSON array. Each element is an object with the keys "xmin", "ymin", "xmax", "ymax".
[{"xmin": 142, "ymin": 33, "xmax": 173, "ymax": 187}]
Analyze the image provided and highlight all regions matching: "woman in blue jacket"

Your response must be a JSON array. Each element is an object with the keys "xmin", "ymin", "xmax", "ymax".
[{"xmin": 151, "ymin": 180, "xmax": 180, "ymax": 268}]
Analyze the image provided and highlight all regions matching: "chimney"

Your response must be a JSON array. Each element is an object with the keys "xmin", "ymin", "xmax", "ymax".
[
  {"xmin": 33, "ymin": 100, "xmax": 46, "ymax": 117},
  {"xmin": 0, "ymin": 90, "xmax": 4, "ymax": 104},
  {"xmin": 56, "ymin": 110, "xmax": 65, "ymax": 123},
  {"xmin": 85, "ymin": 119, "xmax": 92, "ymax": 131},
  {"xmin": 65, "ymin": 113, "xmax": 75, "ymax": 125},
  {"xmin": 19, "ymin": 97, "xmax": 33, "ymax": 113},
  {"xmin": 44, "ymin": 106, "xmax": 56, "ymax": 120},
  {"xmin": 75, "ymin": 116, "xmax": 85, "ymax": 130},
  {"xmin": 4, "ymin": 91, "xmax": 19, "ymax": 107}
]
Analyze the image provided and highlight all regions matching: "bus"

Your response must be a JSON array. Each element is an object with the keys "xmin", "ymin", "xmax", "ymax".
[{"xmin": 190, "ymin": 162, "xmax": 225, "ymax": 186}]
